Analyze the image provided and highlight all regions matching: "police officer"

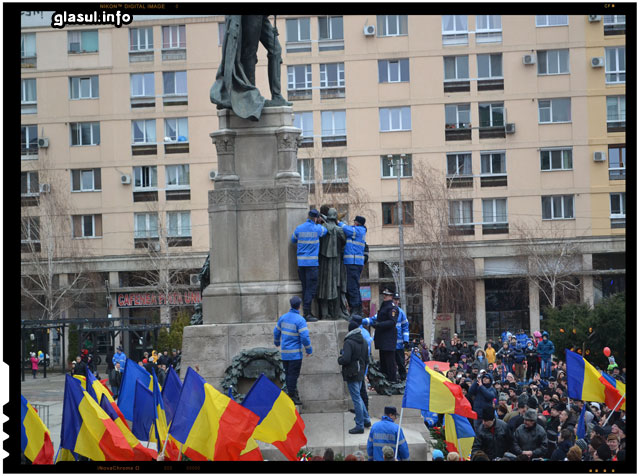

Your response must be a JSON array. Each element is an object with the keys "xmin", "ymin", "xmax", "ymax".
[
  {"xmin": 338, "ymin": 215, "xmax": 367, "ymax": 315},
  {"xmin": 367, "ymin": 406, "xmax": 409, "ymax": 461},
  {"xmin": 274, "ymin": 296, "xmax": 312, "ymax": 405},
  {"xmin": 392, "ymin": 293, "xmax": 410, "ymax": 381},
  {"xmin": 373, "ymin": 288, "xmax": 399, "ymax": 382},
  {"xmin": 291, "ymin": 209, "xmax": 327, "ymax": 322}
]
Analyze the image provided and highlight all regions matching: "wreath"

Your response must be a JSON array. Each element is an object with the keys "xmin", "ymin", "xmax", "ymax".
[
  {"xmin": 220, "ymin": 347, "xmax": 286, "ymax": 403},
  {"xmin": 367, "ymin": 359, "xmax": 406, "ymax": 395}
]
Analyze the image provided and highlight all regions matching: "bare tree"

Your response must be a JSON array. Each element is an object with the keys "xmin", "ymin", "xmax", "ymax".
[
  {"xmin": 405, "ymin": 163, "xmax": 476, "ymax": 344},
  {"xmin": 512, "ymin": 221, "xmax": 583, "ymax": 309}
]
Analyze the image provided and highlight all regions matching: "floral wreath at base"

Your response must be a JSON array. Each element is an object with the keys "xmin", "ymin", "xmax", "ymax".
[
  {"xmin": 220, "ymin": 347, "xmax": 286, "ymax": 403},
  {"xmin": 366, "ymin": 360, "xmax": 406, "ymax": 395}
]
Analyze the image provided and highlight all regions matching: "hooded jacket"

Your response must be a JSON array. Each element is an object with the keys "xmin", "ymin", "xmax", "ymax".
[
  {"xmin": 468, "ymin": 373, "xmax": 497, "ymax": 414},
  {"xmin": 338, "ymin": 328, "xmax": 368, "ymax": 382},
  {"xmin": 537, "ymin": 334, "xmax": 555, "ymax": 359}
]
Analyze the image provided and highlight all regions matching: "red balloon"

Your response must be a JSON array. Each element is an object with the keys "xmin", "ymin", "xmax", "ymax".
[{"xmin": 603, "ymin": 347, "xmax": 611, "ymax": 357}]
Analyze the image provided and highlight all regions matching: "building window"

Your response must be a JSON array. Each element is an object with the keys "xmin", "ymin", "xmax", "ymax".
[
  {"xmin": 131, "ymin": 73, "xmax": 155, "ymax": 97},
  {"xmin": 72, "ymin": 214, "xmax": 102, "ymax": 238},
  {"xmin": 21, "ymin": 78, "xmax": 37, "ymax": 114},
  {"xmin": 538, "ymin": 98, "xmax": 571, "ymax": 123},
  {"xmin": 605, "ymin": 47, "xmax": 625, "ymax": 84},
  {"xmin": 447, "ymin": 153, "xmax": 472, "ymax": 177},
  {"xmin": 445, "ymin": 103, "xmax": 471, "ymax": 129},
  {"xmin": 476, "ymin": 15, "xmax": 502, "ymax": 43},
  {"xmin": 540, "ymin": 148, "xmax": 573, "ymax": 171},
  {"xmin": 606, "ymin": 96, "xmax": 625, "ymax": 132},
  {"xmin": 164, "ymin": 118, "xmax": 189, "ymax": 142},
  {"xmin": 68, "ymin": 30, "xmax": 98, "ymax": 53},
  {"xmin": 479, "ymin": 102, "xmax": 504, "ymax": 128},
  {"xmin": 542, "ymin": 195, "xmax": 574, "ymax": 220},
  {"xmin": 608, "ymin": 144, "xmax": 625, "ymax": 180},
  {"xmin": 130, "ymin": 27, "xmax": 153, "ymax": 51},
  {"xmin": 21, "ymin": 217, "xmax": 40, "ymax": 251},
  {"xmin": 286, "ymin": 18, "xmax": 311, "ymax": 52},
  {"xmin": 379, "ymin": 107, "xmax": 411, "ymax": 132},
  {"xmin": 70, "ymin": 122, "xmax": 100, "ymax": 146},
  {"xmin": 134, "ymin": 166, "xmax": 158, "ymax": 189},
  {"xmin": 69, "ymin": 75, "xmax": 99, "ymax": 99},
  {"xmin": 377, "ymin": 15, "xmax": 408, "ymax": 37},
  {"xmin": 444, "ymin": 56, "xmax": 469, "ymax": 81},
  {"xmin": 132, "ymin": 119, "xmax": 157, "ymax": 144},
  {"xmin": 168, "ymin": 211, "xmax": 192, "ymax": 239},
  {"xmin": 477, "ymin": 53, "xmax": 503, "ymax": 79},
  {"xmin": 382, "ymin": 201, "xmax": 414, "ymax": 226},
  {"xmin": 442, "ymin": 15, "xmax": 468, "ymax": 45},
  {"xmin": 482, "ymin": 198, "xmax": 508, "ymax": 233},
  {"xmin": 71, "ymin": 168, "xmax": 101, "ymax": 192},
  {"xmin": 381, "ymin": 154, "xmax": 412, "ymax": 178},
  {"xmin": 319, "ymin": 63, "xmax": 345, "ymax": 98},
  {"xmin": 287, "ymin": 64, "xmax": 312, "ymax": 100},
  {"xmin": 21, "ymin": 171, "xmax": 39, "ymax": 196},
  {"xmin": 379, "ymin": 59, "xmax": 410, "ymax": 83},
  {"xmin": 166, "ymin": 164, "xmax": 190, "ymax": 187},
  {"xmin": 21, "ymin": 125, "xmax": 38, "ymax": 157},
  {"xmin": 21, "ymin": 33, "xmax": 36, "ymax": 66},
  {"xmin": 604, "ymin": 15, "xmax": 625, "ymax": 35},
  {"xmin": 134, "ymin": 212, "xmax": 159, "ymax": 238},
  {"xmin": 610, "ymin": 193, "xmax": 625, "ymax": 228},
  {"xmin": 480, "ymin": 150, "xmax": 507, "ymax": 186},
  {"xmin": 318, "ymin": 16, "xmax": 344, "ymax": 50},
  {"xmin": 162, "ymin": 25, "xmax": 186, "ymax": 49},
  {"xmin": 163, "ymin": 71, "xmax": 187, "ymax": 96},
  {"xmin": 298, "ymin": 159, "xmax": 315, "ymax": 183},
  {"xmin": 449, "ymin": 200, "xmax": 473, "ymax": 224},
  {"xmin": 537, "ymin": 49, "xmax": 570, "ymax": 75},
  {"xmin": 293, "ymin": 111, "xmax": 314, "ymax": 147},
  {"xmin": 321, "ymin": 110, "xmax": 346, "ymax": 146},
  {"xmin": 535, "ymin": 15, "xmax": 568, "ymax": 27},
  {"xmin": 322, "ymin": 157, "xmax": 348, "ymax": 183}
]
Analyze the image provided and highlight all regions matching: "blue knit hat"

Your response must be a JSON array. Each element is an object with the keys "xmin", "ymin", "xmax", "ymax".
[{"xmin": 289, "ymin": 296, "xmax": 302, "ymax": 309}]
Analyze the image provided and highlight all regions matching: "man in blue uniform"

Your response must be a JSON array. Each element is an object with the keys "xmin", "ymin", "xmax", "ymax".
[
  {"xmin": 373, "ymin": 288, "xmax": 399, "ymax": 382},
  {"xmin": 392, "ymin": 292, "xmax": 410, "ymax": 381},
  {"xmin": 291, "ymin": 209, "xmax": 327, "ymax": 322},
  {"xmin": 274, "ymin": 296, "xmax": 312, "ymax": 405},
  {"xmin": 338, "ymin": 215, "xmax": 367, "ymax": 315},
  {"xmin": 367, "ymin": 406, "xmax": 409, "ymax": 461}
]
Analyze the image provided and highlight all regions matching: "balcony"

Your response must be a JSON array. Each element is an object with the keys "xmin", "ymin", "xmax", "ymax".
[
  {"xmin": 21, "ymin": 102, "xmax": 37, "ymax": 115},
  {"xmin": 287, "ymin": 89, "xmax": 312, "ymax": 101},
  {"xmin": 21, "ymin": 56, "xmax": 37, "ymax": 68},
  {"xmin": 477, "ymin": 78, "xmax": 504, "ymax": 91},
  {"xmin": 133, "ymin": 190, "xmax": 158, "ymax": 202},
  {"xmin": 298, "ymin": 136, "xmax": 314, "ymax": 148},
  {"xmin": 482, "ymin": 223, "xmax": 509, "ymax": 235},
  {"xmin": 131, "ymin": 143, "xmax": 158, "ymax": 156},
  {"xmin": 129, "ymin": 49, "xmax": 154, "ymax": 63},
  {"xmin": 318, "ymin": 38, "xmax": 344, "ymax": 51},
  {"xmin": 164, "ymin": 142, "xmax": 189, "ymax": 154},
  {"xmin": 608, "ymin": 168, "xmax": 625, "ymax": 180},
  {"xmin": 130, "ymin": 96, "xmax": 156, "ymax": 109},
  {"xmin": 21, "ymin": 241, "xmax": 41, "ymax": 253},
  {"xmin": 321, "ymin": 135, "xmax": 347, "ymax": 147},
  {"xmin": 446, "ymin": 175, "xmax": 473, "ymax": 188},
  {"xmin": 286, "ymin": 41, "xmax": 312, "ymax": 54},
  {"xmin": 21, "ymin": 147, "xmax": 38, "ymax": 160},
  {"xmin": 442, "ymin": 33, "xmax": 468, "ymax": 46},
  {"xmin": 134, "ymin": 237, "xmax": 159, "ymax": 249},
  {"xmin": 607, "ymin": 121, "xmax": 625, "ymax": 133},
  {"xmin": 479, "ymin": 124, "xmax": 506, "ymax": 139},
  {"xmin": 445, "ymin": 123, "xmax": 471, "ymax": 141},
  {"xmin": 443, "ymin": 80, "xmax": 470, "ymax": 93},
  {"xmin": 162, "ymin": 94, "xmax": 188, "ymax": 107},
  {"xmin": 320, "ymin": 87, "xmax": 345, "ymax": 100},
  {"xmin": 610, "ymin": 217, "xmax": 625, "ymax": 229},
  {"xmin": 166, "ymin": 189, "xmax": 191, "ymax": 201},
  {"xmin": 481, "ymin": 174, "xmax": 508, "ymax": 187},
  {"xmin": 168, "ymin": 236, "xmax": 192, "ymax": 247},
  {"xmin": 21, "ymin": 193, "xmax": 39, "ymax": 207},
  {"xmin": 604, "ymin": 23, "xmax": 625, "ymax": 35},
  {"xmin": 322, "ymin": 182, "xmax": 349, "ymax": 194},
  {"xmin": 448, "ymin": 224, "xmax": 474, "ymax": 235},
  {"xmin": 161, "ymin": 48, "xmax": 186, "ymax": 61}
]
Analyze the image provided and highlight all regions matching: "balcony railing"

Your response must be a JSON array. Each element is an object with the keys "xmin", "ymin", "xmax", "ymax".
[
  {"xmin": 608, "ymin": 168, "xmax": 625, "ymax": 180},
  {"xmin": 479, "ymin": 122, "xmax": 506, "ymax": 139},
  {"xmin": 607, "ymin": 121, "xmax": 625, "ymax": 133},
  {"xmin": 131, "ymin": 143, "xmax": 158, "ymax": 156},
  {"xmin": 129, "ymin": 49, "xmax": 154, "ymax": 63},
  {"xmin": 610, "ymin": 217, "xmax": 625, "ymax": 229},
  {"xmin": 287, "ymin": 89, "xmax": 312, "ymax": 101},
  {"xmin": 320, "ymin": 87, "xmax": 345, "ymax": 99},
  {"xmin": 477, "ymin": 78, "xmax": 504, "ymax": 91},
  {"xmin": 446, "ymin": 175, "xmax": 473, "ymax": 188},
  {"xmin": 318, "ymin": 38, "xmax": 344, "ymax": 51},
  {"xmin": 21, "ymin": 56, "xmax": 37, "ymax": 68},
  {"xmin": 481, "ymin": 174, "xmax": 508, "ymax": 187},
  {"xmin": 321, "ymin": 134, "xmax": 347, "ymax": 147},
  {"xmin": 161, "ymin": 48, "xmax": 186, "ymax": 61},
  {"xmin": 164, "ymin": 142, "xmax": 189, "ymax": 154},
  {"xmin": 163, "ymin": 94, "xmax": 188, "ymax": 106},
  {"xmin": 166, "ymin": 189, "xmax": 191, "ymax": 201},
  {"xmin": 130, "ymin": 96, "xmax": 156, "ymax": 108},
  {"xmin": 443, "ymin": 80, "xmax": 470, "ymax": 93},
  {"xmin": 482, "ymin": 223, "xmax": 509, "ymax": 234},
  {"xmin": 445, "ymin": 123, "xmax": 472, "ymax": 141},
  {"xmin": 448, "ymin": 224, "xmax": 474, "ymax": 235},
  {"xmin": 286, "ymin": 41, "xmax": 312, "ymax": 53}
]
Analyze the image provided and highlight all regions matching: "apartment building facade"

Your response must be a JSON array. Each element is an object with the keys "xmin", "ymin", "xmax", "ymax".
[{"xmin": 20, "ymin": 13, "xmax": 626, "ymax": 363}]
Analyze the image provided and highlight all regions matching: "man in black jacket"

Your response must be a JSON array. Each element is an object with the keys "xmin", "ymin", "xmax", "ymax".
[
  {"xmin": 472, "ymin": 407, "xmax": 512, "ymax": 460},
  {"xmin": 512, "ymin": 409, "xmax": 548, "ymax": 460},
  {"xmin": 373, "ymin": 288, "xmax": 399, "ymax": 382},
  {"xmin": 338, "ymin": 319, "xmax": 372, "ymax": 434}
]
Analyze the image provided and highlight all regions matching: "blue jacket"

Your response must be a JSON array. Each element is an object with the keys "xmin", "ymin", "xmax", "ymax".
[
  {"xmin": 511, "ymin": 344, "xmax": 525, "ymax": 363},
  {"xmin": 338, "ymin": 221, "xmax": 366, "ymax": 265},
  {"xmin": 468, "ymin": 374, "xmax": 498, "ymax": 414},
  {"xmin": 515, "ymin": 333, "xmax": 528, "ymax": 350},
  {"xmin": 112, "ymin": 351, "xmax": 126, "ymax": 368},
  {"xmin": 291, "ymin": 219, "xmax": 327, "ymax": 267},
  {"xmin": 274, "ymin": 309, "xmax": 312, "ymax": 360},
  {"xmin": 537, "ymin": 338, "xmax": 555, "ymax": 359},
  {"xmin": 367, "ymin": 416, "xmax": 410, "ymax": 461}
]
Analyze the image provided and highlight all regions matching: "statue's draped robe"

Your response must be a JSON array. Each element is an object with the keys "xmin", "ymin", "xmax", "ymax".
[{"xmin": 318, "ymin": 221, "xmax": 347, "ymax": 318}]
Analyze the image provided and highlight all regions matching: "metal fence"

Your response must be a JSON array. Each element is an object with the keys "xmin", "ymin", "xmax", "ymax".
[{"xmin": 30, "ymin": 403, "xmax": 50, "ymax": 429}]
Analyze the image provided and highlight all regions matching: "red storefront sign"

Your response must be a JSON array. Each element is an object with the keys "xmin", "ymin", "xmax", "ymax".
[{"xmin": 116, "ymin": 291, "xmax": 202, "ymax": 308}]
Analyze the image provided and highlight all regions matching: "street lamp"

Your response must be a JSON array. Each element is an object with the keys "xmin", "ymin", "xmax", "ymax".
[{"xmin": 387, "ymin": 154, "xmax": 407, "ymax": 310}]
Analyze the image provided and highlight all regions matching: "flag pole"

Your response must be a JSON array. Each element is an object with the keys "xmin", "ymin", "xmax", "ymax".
[
  {"xmin": 394, "ymin": 407, "xmax": 405, "ymax": 460},
  {"xmin": 603, "ymin": 393, "xmax": 626, "ymax": 427}
]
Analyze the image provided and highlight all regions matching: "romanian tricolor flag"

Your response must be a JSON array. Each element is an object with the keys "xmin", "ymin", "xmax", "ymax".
[
  {"xmin": 240, "ymin": 374, "xmax": 307, "ymax": 461},
  {"xmin": 168, "ymin": 367, "xmax": 261, "ymax": 461},
  {"xmin": 238, "ymin": 437, "xmax": 263, "ymax": 461},
  {"xmin": 56, "ymin": 375, "xmax": 134, "ymax": 462},
  {"xmin": 99, "ymin": 394, "xmax": 158, "ymax": 461},
  {"xmin": 444, "ymin": 413, "xmax": 475, "ymax": 460},
  {"xmin": 132, "ymin": 380, "xmax": 156, "ymax": 443},
  {"xmin": 117, "ymin": 358, "xmax": 153, "ymax": 421},
  {"xmin": 566, "ymin": 350, "xmax": 625, "ymax": 410},
  {"xmin": 403, "ymin": 353, "xmax": 477, "ymax": 419},
  {"xmin": 601, "ymin": 372, "xmax": 626, "ymax": 411},
  {"xmin": 21, "ymin": 395, "xmax": 54, "ymax": 464},
  {"xmin": 162, "ymin": 366, "xmax": 182, "ymax": 426},
  {"xmin": 151, "ymin": 368, "xmax": 181, "ymax": 461},
  {"xmin": 86, "ymin": 368, "xmax": 115, "ymax": 405}
]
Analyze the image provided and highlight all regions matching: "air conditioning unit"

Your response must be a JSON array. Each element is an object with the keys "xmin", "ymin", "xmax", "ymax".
[
  {"xmin": 591, "ymin": 57, "xmax": 605, "ymax": 68},
  {"xmin": 120, "ymin": 174, "xmax": 131, "ymax": 185},
  {"xmin": 37, "ymin": 138, "xmax": 49, "ymax": 148},
  {"xmin": 189, "ymin": 274, "xmax": 201, "ymax": 286},
  {"xmin": 522, "ymin": 54, "xmax": 536, "ymax": 65},
  {"xmin": 209, "ymin": 170, "xmax": 217, "ymax": 181},
  {"xmin": 363, "ymin": 25, "xmax": 376, "ymax": 36},
  {"xmin": 39, "ymin": 183, "xmax": 50, "ymax": 194},
  {"xmin": 593, "ymin": 151, "xmax": 607, "ymax": 162},
  {"xmin": 588, "ymin": 15, "xmax": 602, "ymax": 22},
  {"xmin": 505, "ymin": 123, "xmax": 516, "ymax": 134}
]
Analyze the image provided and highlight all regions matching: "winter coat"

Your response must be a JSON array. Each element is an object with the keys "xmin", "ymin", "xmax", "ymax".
[
  {"xmin": 273, "ymin": 308, "xmax": 313, "ymax": 360},
  {"xmin": 112, "ymin": 351, "xmax": 127, "ymax": 368},
  {"xmin": 471, "ymin": 418, "xmax": 512, "ymax": 460},
  {"xmin": 537, "ymin": 338, "xmax": 555, "ymax": 359},
  {"xmin": 511, "ymin": 345, "xmax": 525, "ymax": 364},
  {"xmin": 512, "ymin": 422, "xmax": 548, "ymax": 458},
  {"xmin": 367, "ymin": 416, "xmax": 410, "ymax": 461},
  {"xmin": 472, "ymin": 350, "xmax": 489, "ymax": 371},
  {"xmin": 447, "ymin": 342, "xmax": 460, "ymax": 365},
  {"xmin": 109, "ymin": 368, "xmax": 123, "ymax": 388},
  {"xmin": 338, "ymin": 222, "xmax": 367, "ymax": 266},
  {"xmin": 30, "ymin": 357, "xmax": 39, "ymax": 371},
  {"xmin": 73, "ymin": 360, "xmax": 87, "ymax": 376},
  {"xmin": 395, "ymin": 307, "xmax": 410, "ymax": 350},
  {"xmin": 373, "ymin": 300, "xmax": 398, "ymax": 351},
  {"xmin": 338, "ymin": 328, "xmax": 369, "ymax": 382},
  {"xmin": 468, "ymin": 373, "xmax": 497, "ymax": 414},
  {"xmin": 524, "ymin": 345, "xmax": 538, "ymax": 364},
  {"xmin": 496, "ymin": 346, "xmax": 514, "ymax": 365},
  {"xmin": 550, "ymin": 438, "xmax": 573, "ymax": 461},
  {"xmin": 291, "ymin": 219, "xmax": 327, "ymax": 267},
  {"xmin": 434, "ymin": 346, "xmax": 449, "ymax": 362},
  {"xmin": 485, "ymin": 346, "xmax": 497, "ymax": 364}
]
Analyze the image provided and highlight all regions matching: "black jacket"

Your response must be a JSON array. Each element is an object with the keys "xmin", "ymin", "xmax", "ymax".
[
  {"xmin": 524, "ymin": 346, "xmax": 538, "ymax": 364},
  {"xmin": 472, "ymin": 418, "xmax": 512, "ymax": 460},
  {"xmin": 512, "ymin": 423, "xmax": 548, "ymax": 458},
  {"xmin": 434, "ymin": 346, "xmax": 449, "ymax": 362},
  {"xmin": 109, "ymin": 368, "xmax": 123, "ymax": 387},
  {"xmin": 73, "ymin": 361, "xmax": 87, "ymax": 376},
  {"xmin": 373, "ymin": 300, "xmax": 398, "ymax": 351},
  {"xmin": 550, "ymin": 438, "xmax": 573, "ymax": 461},
  {"xmin": 338, "ymin": 328, "xmax": 369, "ymax": 382}
]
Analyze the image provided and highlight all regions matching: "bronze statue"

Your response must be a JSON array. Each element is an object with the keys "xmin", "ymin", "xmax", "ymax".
[
  {"xmin": 317, "ymin": 207, "xmax": 349, "ymax": 320},
  {"xmin": 211, "ymin": 15, "xmax": 292, "ymax": 121}
]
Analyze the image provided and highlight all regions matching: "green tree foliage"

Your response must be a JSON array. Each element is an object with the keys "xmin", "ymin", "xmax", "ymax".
[
  {"xmin": 156, "ymin": 310, "xmax": 191, "ymax": 352},
  {"xmin": 543, "ymin": 293, "xmax": 625, "ymax": 368}
]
